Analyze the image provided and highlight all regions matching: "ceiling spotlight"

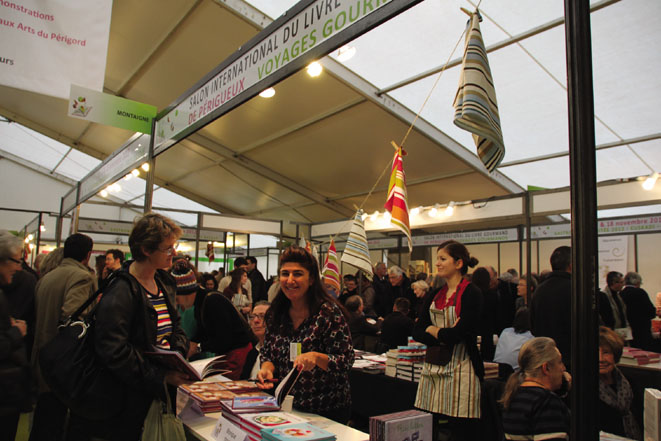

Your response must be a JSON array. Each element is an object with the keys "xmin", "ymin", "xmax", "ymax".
[
  {"xmin": 307, "ymin": 61, "xmax": 323, "ymax": 77},
  {"xmin": 111, "ymin": 183, "xmax": 121, "ymax": 192},
  {"xmin": 445, "ymin": 201, "xmax": 455, "ymax": 216},
  {"xmin": 124, "ymin": 173, "xmax": 132, "ymax": 181},
  {"xmin": 40, "ymin": 225, "xmax": 46, "ymax": 232},
  {"xmin": 259, "ymin": 88, "xmax": 275, "ymax": 98},
  {"xmin": 100, "ymin": 189, "xmax": 108, "ymax": 198},
  {"xmin": 336, "ymin": 45, "xmax": 356, "ymax": 62},
  {"xmin": 642, "ymin": 172, "xmax": 658, "ymax": 191},
  {"xmin": 429, "ymin": 204, "xmax": 439, "ymax": 218},
  {"xmin": 141, "ymin": 162, "xmax": 150, "ymax": 172},
  {"xmin": 131, "ymin": 169, "xmax": 140, "ymax": 177}
]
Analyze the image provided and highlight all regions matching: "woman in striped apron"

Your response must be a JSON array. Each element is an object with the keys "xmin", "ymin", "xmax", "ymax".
[{"xmin": 413, "ymin": 240, "xmax": 484, "ymax": 441}]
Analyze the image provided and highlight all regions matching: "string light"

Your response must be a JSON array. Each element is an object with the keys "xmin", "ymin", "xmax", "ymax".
[
  {"xmin": 410, "ymin": 206, "xmax": 421, "ymax": 217},
  {"xmin": 141, "ymin": 162, "xmax": 150, "ymax": 172},
  {"xmin": 131, "ymin": 169, "xmax": 140, "ymax": 177},
  {"xmin": 429, "ymin": 204, "xmax": 440, "ymax": 218},
  {"xmin": 370, "ymin": 211, "xmax": 379, "ymax": 222},
  {"xmin": 100, "ymin": 189, "xmax": 108, "ymax": 197}
]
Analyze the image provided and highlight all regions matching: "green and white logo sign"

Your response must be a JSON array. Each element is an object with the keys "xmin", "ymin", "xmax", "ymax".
[{"xmin": 68, "ymin": 84, "xmax": 157, "ymax": 134}]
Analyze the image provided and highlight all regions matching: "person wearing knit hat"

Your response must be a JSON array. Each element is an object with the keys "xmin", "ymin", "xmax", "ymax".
[{"xmin": 170, "ymin": 260, "xmax": 201, "ymax": 348}]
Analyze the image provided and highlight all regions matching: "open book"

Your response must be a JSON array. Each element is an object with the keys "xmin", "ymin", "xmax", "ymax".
[
  {"xmin": 274, "ymin": 366, "xmax": 302, "ymax": 406},
  {"xmin": 145, "ymin": 348, "xmax": 229, "ymax": 381}
]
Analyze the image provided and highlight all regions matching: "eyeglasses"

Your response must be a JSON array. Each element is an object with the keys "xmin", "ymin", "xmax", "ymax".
[
  {"xmin": 7, "ymin": 257, "xmax": 21, "ymax": 265},
  {"xmin": 159, "ymin": 243, "xmax": 178, "ymax": 256},
  {"xmin": 249, "ymin": 313, "xmax": 266, "ymax": 321}
]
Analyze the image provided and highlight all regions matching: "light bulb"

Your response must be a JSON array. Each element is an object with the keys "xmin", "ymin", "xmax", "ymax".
[
  {"xmin": 307, "ymin": 62, "xmax": 322, "ymax": 77},
  {"xmin": 410, "ymin": 206, "xmax": 421, "ymax": 217},
  {"xmin": 131, "ymin": 169, "xmax": 140, "ymax": 177},
  {"xmin": 124, "ymin": 173, "xmax": 132, "ymax": 181},
  {"xmin": 259, "ymin": 88, "xmax": 275, "ymax": 98},
  {"xmin": 100, "ymin": 189, "xmax": 108, "ymax": 197},
  {"xmin": 361, "ymin": 212, "xmax": 368, "ymax": 221},
  {"xmin": 642, "ymin": 173, "xmax": 658, "ymax": 191},
  {"xmin": 40, "ymin": 225, "xmax": 46, "ymax": 232},
  {"xmin": 445, "ymin": 201, "xmax": 455, "ymax": 217},
  {"xmin": 370, "ymin": 211, "xmax": 379, "ymax": 221},
  {"xmin": 141, "ymin": 162, "xmax": 150, "ymax": 172},
  {"xmin": 384, "ymin": 211, "xmax": 392, "ymax": 222},
  {"xmin": 429, "ymin": 206, "xmax": 438, "ymax": 217},
  {"xmin": 27, "ymin": 234, "xmax": 34, "ymax": 241}
]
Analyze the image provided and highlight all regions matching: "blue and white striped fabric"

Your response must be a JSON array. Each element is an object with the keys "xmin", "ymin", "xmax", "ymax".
[
  {"xmin": 340, "ymin": 212, "xmax": 373, "ymax": 280},
  {"xmin": 453, "ymin": 12, "xmax": 505, "ymax": 173}
]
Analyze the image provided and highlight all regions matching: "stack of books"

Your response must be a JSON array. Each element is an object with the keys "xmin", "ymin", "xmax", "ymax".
[
  {"xmin": 385, "ymin": 350, "xmax": 398, "ymax": 377},
  {"xmin": 261, "ymin": 423, "xmax": 336, "ymax": 441},
  {"xmin": 622, "ymin": 347, "xmax": 661, "ymax": 365},
  {"xmin": 226, "ymin": 411, "xmax": 308, "ymax": 441},
  {"xmin": 395, "ymin": 342, "xmax": 426, "ymax": 382},
  {"xmin": 179, "ymin": 380, "xmax": 268, "ymax": 413},
  {"xmin": 369, "ymin": 409, "xmax": 432, "ymax": 441}
]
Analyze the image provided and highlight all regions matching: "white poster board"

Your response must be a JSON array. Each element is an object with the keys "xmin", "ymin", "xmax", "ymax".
[
  {"xmin": 0, "ymin": 0, "xmax": 112, "ymax": 98},
  {"xmin": 598, "ymin": 235, "xmax": 628, "ymax": 287}
]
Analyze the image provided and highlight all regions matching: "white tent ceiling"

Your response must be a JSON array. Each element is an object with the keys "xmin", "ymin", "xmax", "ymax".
[{"xmin": 1, "ymin": 0, "xmax": 659, "ymax": 233}]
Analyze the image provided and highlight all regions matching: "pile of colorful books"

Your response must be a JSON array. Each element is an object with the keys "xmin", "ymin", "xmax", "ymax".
[
  {"xmin": 395, "ymin": 340, "xmax": 426, "ymax": 382},
  {"xmin": 622, "ymin": 347, "xmax": 661, "ymax": 365},
  {"xmin": 261, "ymin": 423, "xmax": 337, "ymax": 441},
  {"xmin": 369, "ymin": 409, "xmax": 432, "ymax": 441},
  {"xmin": 223, "ymin": 411, "xmax": 308, "ymax": 441},
  {"xmin": 179, "ymin": 380, "xmax": 269, "ymax": 413}
]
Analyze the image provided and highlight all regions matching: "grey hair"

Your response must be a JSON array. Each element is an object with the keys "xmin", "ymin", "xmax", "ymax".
[
  {"xmin": 388, "ymin": 265, "xmax": 404, "ymax": 277},
  {"xmin": 0, "ymin": 230, "xmax": 23, "ymax": 261},
  {"xmin": 624, "ymin": 271, "xmax": 642, "ymax": 286},
  {"xmin": 39, "ymin": 247, "xmax": 64, "ymax": 276},
  {"xmin": 412, "ymin": 280, "xmax": 429, "ymax": 292},
  {"xmin": 499, "ymin": 272, "xmax": 513, "ymax": 283}
]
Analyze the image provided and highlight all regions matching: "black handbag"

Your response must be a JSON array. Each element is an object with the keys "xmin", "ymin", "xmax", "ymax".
[{"xmin": 39, "ymin": 276, "xmax": 127, "ymax": 421}]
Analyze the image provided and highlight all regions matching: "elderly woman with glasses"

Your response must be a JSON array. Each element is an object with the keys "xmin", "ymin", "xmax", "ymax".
[
  {"xmin": 68, "ymin": 213, "xmax": 192, "ymax": 441},
  {"xmin": 0, "ymin": 230, "xmax": 32, "ymax": 441}
]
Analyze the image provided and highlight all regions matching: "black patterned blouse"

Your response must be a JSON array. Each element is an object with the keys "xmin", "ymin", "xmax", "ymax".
[{"xmin": 260, "ymin": 301, "xmax": 354, "ymax": 412}]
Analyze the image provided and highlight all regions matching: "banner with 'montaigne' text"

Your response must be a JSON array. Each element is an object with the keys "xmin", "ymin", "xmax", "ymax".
[{"xmin": 0, "ymin": 0, "xmax": 112, "ymax": 99}]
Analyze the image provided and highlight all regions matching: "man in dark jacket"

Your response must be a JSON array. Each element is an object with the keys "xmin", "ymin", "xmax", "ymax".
[
  {"xmin": 530, "ymin": 246, "xmax": 573, "ymax": 369},
  {"xmin": 386, "ymin": 265, "xmax": 416, "ymax": 319},
  {"xmin": 620, "ymin": 271, "xmax": 659, "ymax": 351},
  {"xmin": 598, "ymin": 271, "xmax": 629, "ymax": 331},
  {"xmin": 378, "ymin": 297, "xmax": 414, "ymax": 351},
  {"xmin": 31, "ymin": 233, "xmax": 96, "ymax": 441},
  {"xmin": 246, "ymin": 256, "xmax": 267, "ymax": 304}
]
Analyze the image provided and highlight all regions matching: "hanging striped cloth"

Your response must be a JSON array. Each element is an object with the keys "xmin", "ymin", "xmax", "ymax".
[
  {"xmin": 452, "ymin": 11, "xmax": 505, "ymax": 172},
  {"xmin": 322, "ymin": 239, "xmax": 341, "ymax": 294},
  {"xmin": 384, "ymin": 144, "xmax": 412, "ymax": 252},
  {"xmin": 341, "ymin": 211, "xmax": 374, "ymax": 280}
]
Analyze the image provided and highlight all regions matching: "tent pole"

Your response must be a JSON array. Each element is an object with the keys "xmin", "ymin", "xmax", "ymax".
[{"xmin": 564, "ymin": 0, "xmax": 599, "ymax": 439}]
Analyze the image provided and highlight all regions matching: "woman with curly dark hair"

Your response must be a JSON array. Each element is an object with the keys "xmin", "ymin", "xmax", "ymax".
[{"xmin": 257, "ymin": 245, "xmax": 354, "ymax": 423}]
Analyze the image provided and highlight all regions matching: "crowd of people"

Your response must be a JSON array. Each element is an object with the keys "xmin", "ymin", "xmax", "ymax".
[{"xmin": 2, "ymin": 219, "xmax": 661, "ymax": 441}]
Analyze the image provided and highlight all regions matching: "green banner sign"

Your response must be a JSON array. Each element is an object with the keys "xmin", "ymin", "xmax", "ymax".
[{"xmin": 68, "ymin": 84, "xmax": 157, "ymax": 134}]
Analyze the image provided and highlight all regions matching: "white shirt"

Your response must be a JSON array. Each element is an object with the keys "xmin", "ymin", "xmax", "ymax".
[{"xmin": 494, "ymin": 328, "xmax": 534, "ymax": 370}]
